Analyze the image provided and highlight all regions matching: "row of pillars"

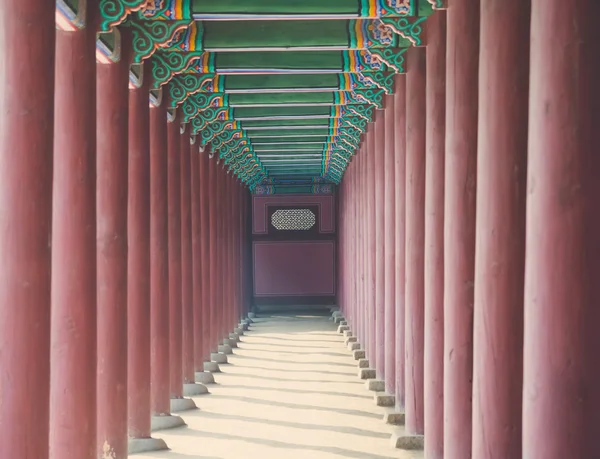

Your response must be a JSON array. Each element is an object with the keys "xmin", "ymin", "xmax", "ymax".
[
  {"xmin": 0, "ymin": 3, "xmax": 251, "ymax": 458},
  {"xmin": 338, "ymin": 1, "xmax": 599, "ymax": 458}
]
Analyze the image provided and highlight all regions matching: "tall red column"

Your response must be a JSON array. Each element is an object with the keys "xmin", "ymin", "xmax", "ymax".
[
  {"xmin": 472, "ymin": 1, "xmax": 529, "ymax": 458},
  {"xmin": 523, "ymin": 2, "xmax": 600, "ymax": 458},
  {"xmin": 167, "ymin": 114, "xmax": 183, "ymax": 400},
  {"xmin": 366, "ymin": 126, "xmax": 376, "ymax": 364},
  {"xmin": 361, "ymin": 144, "xmax": 368, "ymax": 352},
  {"xmin": 424, "ymin": 11, "xmax": 446, "ymax": 458},
  {"xmin": 0, "ymin": 4, "xmax": 54, "ymax": 458},
  {"xmin": 181, "ymin": 128, "xmax": 198, "ymax": 388},
  {"xmin": 96, "ymin": 37, "xmax": 130, "ymax": 458},
  {"xmin": 50, "ymin": 9, "xmax": 96, "ymax": 459},
  {"xmin": 383, "ymin": 94, "xmax": 396, "ymax": 395},
  {"xmin": 443, "ymin": 1, "xmax": 479, "ymax": 456},
  {"xmin": 127, "ymin": 66, "xmax": 154, "ymax": 440},
  {"xmin": 217, "ymin": 161, "xmax": 224, "ymax": 345},
  {"xmin": 150, "ymin": 100, "xmax": 172, "ymax": 415},
  {"xmin": 374, "ymin": 110, "xmax": 386, "ymax": 378},
  {"xmin": 198, "ymin": 150, "xmax": 212, "ymax": 363},
  {"xmin": 404, "ymin": 47, "xmax": 426, "ymax": 435},
  {"xmin": 191, "ymin": 145, "xmax": 203, "ymax": 370},
  {"xmin": 208, "ymin": 157, "xmax": 219, "ymax": 354},
  {"xmin": 356, "ymin": 150, "xmax": 364, "ymax": 346},
  {"xmin": 394, "ymin": 75, "xmax": 407, "ymax": 410}
]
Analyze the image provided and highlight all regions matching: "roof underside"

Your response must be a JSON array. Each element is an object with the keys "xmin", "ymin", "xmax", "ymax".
[{"xmin": 85, "ymin": 0, "xmax": 443, "ymax": 194}]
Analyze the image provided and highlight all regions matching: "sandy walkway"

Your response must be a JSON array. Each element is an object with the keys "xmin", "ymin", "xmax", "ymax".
[{"xmin": 132, "ymin": 313, "xmax": 423, "ymax": 459}]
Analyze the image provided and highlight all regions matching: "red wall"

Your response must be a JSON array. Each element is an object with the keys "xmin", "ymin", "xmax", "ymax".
[{"xmin": 251, "ymin": 194, "xmax": 336, "ymax": 304}]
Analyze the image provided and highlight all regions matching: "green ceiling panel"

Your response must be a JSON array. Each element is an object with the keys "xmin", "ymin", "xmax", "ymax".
[{"xmin": 108, "ymin": 0, "xmax": 437, "ymax": 190}]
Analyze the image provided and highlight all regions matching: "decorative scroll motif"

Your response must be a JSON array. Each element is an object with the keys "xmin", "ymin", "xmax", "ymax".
[
  {"xmin": 367, "ymin": 48, "xmax": 407, "ymax": 73},
  {"xmin": 151, "ymin": 51, "xmax": 206, "ymax": 88},
  {"xmin": 342, "ymin": 51, "xmax": 385, "ymax": 73},
  {"xmin": 340, "ymin": 115, "xmax": 368, "ymax": 132},
  {"xmin": 378, "ymin": 16, "xmax": 427, "ymax": 46},
  {"xmin": 130, "ymin": 20, "xmax": 192, "ymax": 63},
  {"xmin": 180, "ymin": 93, "xmax": 229, "ymax": 123},
  {"xmin": 197, "ymin": 121, "xmax": 240, "ymax": 143},
  {"xmin": 347, "ymin": 105, "xmax": 374, "ymax": 121},
  {"xmin": 99, "ymin": 0, "xmax": 148, "ymax": 32},
  {"xmin": 190, "ymin": 108, "xmax": 232, "ymax": 132},
  {"xmin": 169, "ymin": 22, "xmax": 204, "ymax": 51},
  {"xmin": 139, "ymin": 0, "xmax": 192, "ymax": 20},
  {"xmin": 353, "ymin": 89, "xmax": 384, "ymax": 108},
  {"xmin": 359, "ymin": 0, "xmax": 413, "ymax": 17},
  {"xmin": 349, "ymin": 20, "xmax": 397, "ymax": 49},
  {"xmin": 338, "ymin": 73, "xmax": 381, "ymax": 92},
  {"xmin": 358, "ymin": 71, "xmax": 395, "ymax": 94},
  {"xmin": 168, "ymin": 74, "xmax": 215, "ymax": 107}
]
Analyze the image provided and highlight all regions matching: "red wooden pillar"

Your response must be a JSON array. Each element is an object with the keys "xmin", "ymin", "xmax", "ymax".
[
  {"xmin": 383, "ymin": 94, "xmax": 396, "ymax": 394},
  {"xmin": 367, "ymin": 125, "xmax": 376, "ymax": 364},
  {"xmin": 0, "ymin": 4, "xmax": 54, "ymax": 458},
  {"xmin": 215, "ymin": 162, "xmax": 224, "ymax": 344},
  {"xmin": 199, "ymin": 150, "xmax": 212, "ymax": 362},
  {"xmin": 523, "ymin": 2, "xmax": 600, "ymax": 457},
  {"xmin": 127, "ymin": 65, "xmax": 154, "ymax": 440},
  {"xmin": 374, "ymin": 110, "xmax": 386, "ymax": 378},
  {"xmin": 180, "ymin": 127, "xmax": 198, "ymax": 388},
  {"xmin": 443, "ymin": 0, "xmax": 479, "ymax": 456},
  {"xmin": 208, "ymin": 157, "xmax": 219, "ymax": 354},
  {"xmin": 191, "ymin": 144, "xmax": 202, "ymax": 370},
  {"xmin": 224, "ymin": 173, "xmax": 232, "ymax": 337},
  {"xmin": 50, "ymin": 9, "xmax": 96, "ymax": 459},
  {"xmin": 150, "ymin": 99, "xmax": 172, "ymax": 416},
  {"xmin": 472, "ymin": 1, "xmax": 529, "ymax": 457},
  {"xmin": 167, "ymin": 114, "xmax": 183, "ymax": 399},
  {"xmin": 404, "ymin": 47, "xmax": 426, "ymax": 435},
  {"xmin": 96, "ymin": 36, "xmax": 130, "ymax": 458},
  {"xmin": 358, "ymin": 150, "xmax": 365, "ymax": 346},
  {"xmin": 358, "ymin": 146, "xmax": 366, "ymax": 349},
  {"xmin": 231, "ymin": 176, "xmax": 239, "ymax": 331},
  {"xmin": 424, "ymin": 11, "xmax": 447, "ymax": 458},
  {"xmin": 394, "ymin": 75, "xmax": 407, "ymax": 410},
  {"xmin": 350, "ymin": 160, "xmax": 358, "ymax": 332}
]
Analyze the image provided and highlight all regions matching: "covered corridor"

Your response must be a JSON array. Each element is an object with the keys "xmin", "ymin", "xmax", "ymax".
[
  {"xmin": 1, "ymin": 1, "xmax": 599, "ymax": 459},
  {"xmin": 133, "ymin": 313, "xmax": 422, "ymax": 459}
]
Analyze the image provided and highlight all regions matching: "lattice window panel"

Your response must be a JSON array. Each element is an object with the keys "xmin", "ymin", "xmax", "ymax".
[{"xmin": 271, "ymin": 209, "xmax": 316, "ymax": 231}]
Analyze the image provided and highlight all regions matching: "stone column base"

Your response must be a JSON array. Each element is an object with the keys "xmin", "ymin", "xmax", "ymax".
[
  {"xmin": 337, "ymin": 325, "xmax": 350, "ymax": 333},
  {"xmin": 170, "ymin": 397, "xmax": 197, "ymax": 413},
  {"xmin": 348, "ymin": 342, "xmax": 361, "ymax": 351},
  {"xmin": 359, "ymin": 368, "xmax": 377, "ymax": 379},
  {"xmin": 390, "ymin": 431, "xmax": 424, "ymax": 450},
  {"xmin": 217, "ymin": 344, "xmax": 233, "ymax": 355},
  {"xmin": 151, "ymin": 414, "xmax": 186, "ymax": 432},
  {"xmin": 353, "ymin": 349, "xmax": 366, "ymax": 360},
  {"xmin": 183, "ymin": 383, "xmax": 209, "ymax": 396},
  {"xmin": 211, "ymin": 352, "xmax": 228, "ymax": 364},
  {"xmin": 358, "ymin": 358, "xmax": 371, "ymax": 368},
  {"xmin": 229, "ymin": 332, "xmax": 240, "ymax": 342},
  {"xmin": 345, "ymin": 336, "xmax": 357, "ymax": 344},
  {"xmin": 382, "ymin": 410, "xmax": 406, "ymax": 425},
  {"xmin": 234, "ymin": 327, "xmax": 244, "ymax": 336},
  {"xmin": 366, "ymin": 379, "xmax": 385, "ymax": 392},
  {"xmin": 196, "ymin": 370, "xmax": 216, "ymax": 383},
  {"xmin": 128, "ymin": 437, "xmax": 168, "ymax": 454},
  {"xmin": 204, "ymin": 361, "xmax": 221, "ymax": 373},
  {"xmin": 374, "ymin": 392, "xmax": 395, "ymax": 407}
]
